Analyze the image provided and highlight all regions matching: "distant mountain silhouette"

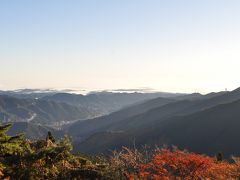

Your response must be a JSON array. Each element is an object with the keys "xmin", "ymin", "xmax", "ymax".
[
  {"xmin": 0, "ymin": 89, "xmax": 59, "ymax": 99},
  {"xmin": 72, "ymin": 88, "xmax": 240, "ymax": 156},
  {"xmin": 42, "ymin": 92, "xmax": 179, "ymax": 117},
  {"xmin": 68, "ymin": 90, "xmax": 229, "ymax": 142}
]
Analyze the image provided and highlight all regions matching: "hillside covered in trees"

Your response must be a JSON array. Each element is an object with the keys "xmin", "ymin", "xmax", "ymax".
[{"xmin": 1, "ymin": 123, "xmax": 240, "ymax": 179}]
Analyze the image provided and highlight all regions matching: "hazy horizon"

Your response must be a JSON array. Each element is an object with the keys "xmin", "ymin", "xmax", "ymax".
[
  {"xmin": 0, "ymin": 86, "xmax": 235, "ymax": 95},
  {"xmin": 1, "ymin": 0, "xmax": 240, "ymax": 93}
]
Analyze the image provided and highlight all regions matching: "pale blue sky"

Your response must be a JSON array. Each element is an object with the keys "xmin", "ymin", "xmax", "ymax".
[{"xmin": 1, "ymin": 0, "xmax": 240, "ymax": 93}]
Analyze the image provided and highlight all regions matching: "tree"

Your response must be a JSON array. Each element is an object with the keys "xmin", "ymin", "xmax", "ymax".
[
  {"xmin": 216, "ymin": 152, "xmax": 223, "ymax": 162},
  {"xmin": 0, "ymin": 124, "xmax": 26, "ymax": 156},
  {"xmin": 46, "ymin": 131, "xmax": 55, "ymax": 144},
  {"xmin": 0, "ymin": 123, "xmax": 32, "ymax": 179},
  {"xmin": 0, "ymin": 123, "xmax": 109, "ymax": 179}
]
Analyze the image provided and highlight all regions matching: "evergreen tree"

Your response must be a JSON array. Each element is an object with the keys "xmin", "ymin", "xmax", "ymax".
[
  {"xmin": 0, "ymin": 123, "xmax": 114, "ymax": 179},
  {"xmin": 0, "ymin": 124, "xmax": 25, "ymax": 156},
  {"xmin": 216, "ymin": 152, "xmax": 223, "ymax": 162},
  {"xmin": 46, "ymin": 131, "xmax": 55, "ymax": 143}
]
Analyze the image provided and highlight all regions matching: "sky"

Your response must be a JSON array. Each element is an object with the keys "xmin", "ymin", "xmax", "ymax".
[{"xmin": 1, "ymin": 0, "xmax": 240, "ymax": 93}]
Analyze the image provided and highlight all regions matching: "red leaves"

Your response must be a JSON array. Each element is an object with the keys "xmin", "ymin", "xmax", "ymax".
[
  {"xmin": 139, "ymin": 148, "xmax": 215, "ymax": 179},
  {"xmin": 110, "ymin": 146, "xmax": 240, "ymax": 179},
  {"xmin": 113, "ymin": 147, "xmax": 240, "ymax": 180}
]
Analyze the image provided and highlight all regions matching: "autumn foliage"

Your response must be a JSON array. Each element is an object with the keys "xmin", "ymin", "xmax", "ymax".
[
  {"xmin": 138, "ymin": 148, "xmax": 236, "ymax": 179},
  {"xmin": 1, "ymin": 123, "xmax": 240, "ymax": 179},
  {"xmin": 110, "ymin": 147, "xmax": 240, "ymax": 180}
]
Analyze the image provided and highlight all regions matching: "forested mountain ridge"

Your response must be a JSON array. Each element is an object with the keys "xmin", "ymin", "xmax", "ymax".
[
  {"xmin": 0, "ymin": 95, "xmax": 95, "ymax": 126},
  {"xmin": 41, "ymin": 91, "xmax": 179, "ymax": 116},
  {"xmin": 67, "ymin": 89, "xmax": 231, "ymax": 143},
  {"xmin": 66, "ymin": 96, "xmax": 175, "ymax": 140},
  {"xmin": 1, "ymin": 88, "xmax": 240, "ymax": 158},
  {"xmin": 0, "ymin": 91, "xmax": 180, "ymax": 138},
  {"xmin": 72, "ymin": 88, "xmax": 240, "ymax": 157}
]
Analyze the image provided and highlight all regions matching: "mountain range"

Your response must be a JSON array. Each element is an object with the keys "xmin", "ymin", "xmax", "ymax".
[
  {"xmin": 2, "ymin": 88, "xmax": 240, "ymax": 157},
  {"xmin": 41, "ymin": 91, "xmax": 179, "ymax": 116},
  {"xmin": 69, "ymin": 88, "xmax": 240, "ymax": 157},
  {"xmin": 0, "ymin": 90, "xmax": 180, "ymax": 135}
]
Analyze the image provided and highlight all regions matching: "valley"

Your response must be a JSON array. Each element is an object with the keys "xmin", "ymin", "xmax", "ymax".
[{"xmin": 2, "ymin": 88, "xmax": 240, "ymax": 157}]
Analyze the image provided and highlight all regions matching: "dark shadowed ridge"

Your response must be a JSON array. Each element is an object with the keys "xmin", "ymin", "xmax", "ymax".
[
  {"xmin": 134, "ymin": 98, "xmax": 240, "ymax": 157},
  {"xmin": 67, "ymin": 96, "xmax": 175, "ymax": 141},
  {"xmin": 68, "ymin": 90, "xmax": 228, "ymax": 142},
  {"xmin": 73, "ymin": 88, "xmax": 240, "ymax": 156}
]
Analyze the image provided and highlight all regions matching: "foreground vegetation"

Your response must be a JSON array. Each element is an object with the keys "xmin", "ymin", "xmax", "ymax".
[{"xmin": 1, "ymin": 124, "xmax": 240, "ymax": 179}]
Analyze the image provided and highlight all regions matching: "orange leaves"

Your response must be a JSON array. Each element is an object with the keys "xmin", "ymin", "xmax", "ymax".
[
  {"xmin": 206, "ymin": 161, "xmax": 236, "ymax": 179},
  {"xmin": 139, "ymin": 148, "xmax": 215, "ymax": 179},
  {"xmin": 111, "ymin": 147, "xmax": 240, "ymax": 180}
]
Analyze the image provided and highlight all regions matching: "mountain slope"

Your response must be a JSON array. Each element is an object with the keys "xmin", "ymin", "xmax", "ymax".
[
  {"xmin": 76, "ymin": 99, "xmax": 240, "ymax": 156},
  {"xmin": 68, "ymin": 89, "xmax": 232, "ymax": 141},
  {"xmin": 73, "ymin": 88, "xmax": 240, "ymax": 156},
  {"xmin": 137, "ymin": 98, "xmax": 240, "ymax": 156},
  {"xmin": 42, "ymin": 92, "xmax": 177, "ymax": 117},
  {"xmin": 0, "ymin": 95, "xmax": 95, "ymax": 126},
  {"xmin": 67, "ymin": 97, "xmax": 175, "ymax": 140}
]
